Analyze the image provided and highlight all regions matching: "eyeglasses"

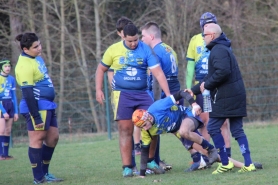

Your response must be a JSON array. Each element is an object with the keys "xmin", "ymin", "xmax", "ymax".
[{"xmin": 202, "ymin": 33, "xmax": 215, "ymax": 37}]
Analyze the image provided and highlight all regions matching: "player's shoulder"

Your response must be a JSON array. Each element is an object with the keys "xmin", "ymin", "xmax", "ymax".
[
  {"xmin": 107, "ymin": 41, "xmax": 123, "ymax": 49},
  {"xmin": 189, "ymin": 33, "xmax": 203, "ymax": 42}
]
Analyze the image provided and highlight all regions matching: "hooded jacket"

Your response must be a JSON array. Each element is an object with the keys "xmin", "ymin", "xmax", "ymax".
[{"xmin": 191, "ymin": 33, "xmax": 247, "ymax": 118}]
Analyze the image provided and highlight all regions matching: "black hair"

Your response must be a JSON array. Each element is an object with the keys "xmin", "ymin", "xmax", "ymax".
[
  {"xmin": 15, "ymin": 33, "xmax": 39, "ymax": 50},
  {"xmin": 123, "ymin": 23, "xmax": 138, "ymax": 37},
  {"xmin": 116, "ymin": 16, "xmax": 133, "ymax": 32}
]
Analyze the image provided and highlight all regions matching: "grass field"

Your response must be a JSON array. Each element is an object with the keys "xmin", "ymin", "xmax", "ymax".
[{"xmin": 1, "ymin": 123, "xmax": 278, "ymax": 185}]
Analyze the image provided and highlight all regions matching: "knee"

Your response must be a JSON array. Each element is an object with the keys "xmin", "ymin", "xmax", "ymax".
[
  {"xmin": 231, "ymin": 130, "xmax": 246, "ymax": 139},
  {"xmin": 207, "ymin": 126, "xmax": 221, "ymax": 137},
  {"xmin": 178, "ymin": 129, "xmax": 190, "ymax": 139}
]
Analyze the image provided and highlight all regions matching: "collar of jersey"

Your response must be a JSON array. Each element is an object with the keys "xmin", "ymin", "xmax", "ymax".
[{"xmin": 21, "ymin": 52, "xmax": 35, "ymax": 59}]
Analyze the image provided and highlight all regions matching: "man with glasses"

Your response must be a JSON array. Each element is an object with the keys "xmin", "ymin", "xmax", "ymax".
[
  {"xmin": 190, "ymin": 23, "xmax": 256, "ymax": 174},
  {"xmin": 185, "ymin": 12, "xmax": 231, "ymax": 171}
]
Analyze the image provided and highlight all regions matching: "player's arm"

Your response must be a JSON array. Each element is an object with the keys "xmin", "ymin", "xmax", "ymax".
[
  {"xmin": 185, "ymin": 36, "xmax": 196, "ymax": 89},
  {"xmin": 22, "ymin": 86, "xmax": 43, "ymax": 124},
  {"xmin": 11, "ymin": 79, "xmax": 18, "ymax": 115},
  {"xmin": 186, "ymin": 60, "xmax": 195, "ymax": 88},
  {"xmin": 95, "ymin": 63, "xmax": 109, "ymax": 105},
  {"xmin": 173, "ymin": 90, "xmax": 201, "ymax": 115},
  {"xmin": 11, "ymin": 88, "xmax": 19, "ymax": 121},
  {"xmin": 150, "ymin": 66, "xmax": 170, "ymax": 97},
  {"xmin": 152, "ymin": 76, "xmax": 161, "ymax": 101}
]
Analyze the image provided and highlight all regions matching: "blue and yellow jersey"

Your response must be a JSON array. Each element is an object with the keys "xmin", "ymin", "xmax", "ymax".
[
  {"xmin": 0, "ymin": 75, "xmax": 16, "ymax": 100},
  {"xmin": 15, "ymin": 53, "xmax": 56, "ymax": 113},
  {"xmin": 186, "ymin": 33, "xmax": 210, "ymax": 81},
  {"xmin": 153, "ymin": 42, "xmax": 178, "ymax": 78},
  {"xmin": 0, "ymin": 75, "xmax": 18, "ymax": 114},
  {"xmin": 101, "ymin": 41, "xmax": 159, "ymax": 91},
  {"xmin": 141, "ymin": 95, "xmax": 193, "ymax": 145},
  {"xmin": 154, "ymin": 42, "xmax": 180, "ymax": 94}
]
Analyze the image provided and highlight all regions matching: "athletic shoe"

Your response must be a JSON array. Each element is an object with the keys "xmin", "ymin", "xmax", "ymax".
[
  {"xmin": 45, "ymin": 173, "xmax": 63, "ymax": 182},
  {"xmin": 147, "ymin": 160, "xmax": 165, "ymax": 174},
  {"xmin": 33, "ymin": 177, "xmax": 47, "ymax": 184},
  {"xmin": 212, "ymin": 161, "xmax": 234, "ymax": 174},
  {"xmin": 122, "ymin": 167, "xmax": 133, "ymax": 177},
  {"xmin": 134, "ymin": 145, "xmax": 141, "ymax": 155},
  {"xmin": 201, "ymin": 154, "xmax": 211, "ymax": 168},
  {"xmin": 159, "ymin": 160, "xmax": 172, "ymax": 171},
  {"xmin": 146, "ymin": 168, "xmax": 154, "ymax": 175},
  {"xmin": 207, "ymin": 148, "xmax": 218, "ymax": 165},
  {"xmin": 253, "ymin": 162, "xmax": 263, "ymax": 169},
  {"xmin": 0, "ymin": 155, "xmax": 5, "ymax": 160},
  {"xmin": 5, "ymin": 156, "xmax": 14, "ymax": 160},
  {"xmin": 132, "ymin": 166, "xmax": 139, "ymax": 176},
  {"xmin": 238, "ymin": 163, "xmax": 256, "ymax": 173},
  {"xmin": 185, "ymin": 155, "xmax": 207, "ymax": 172}
]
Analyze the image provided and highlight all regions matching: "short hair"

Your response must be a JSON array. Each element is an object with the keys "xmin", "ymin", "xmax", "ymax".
[
  {"xmin": 123, "ymin": 23, "xmax": 138, "ymax": 37},
  {"xmin": 15, "ymin": 33, "xmax": 39, "ymax": 50},
  {"xmin": 116, "ymin": 16, "xmax": 133, "ymax": 32},
  {"xmin": 140, "ymin": 21, "xmax": 161, "ymax": 38}
]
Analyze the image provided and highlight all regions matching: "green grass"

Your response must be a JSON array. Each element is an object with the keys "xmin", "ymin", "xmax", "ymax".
[{"xmin": 1, "ymin": 123, "xmax": 278, "ymax": 185}]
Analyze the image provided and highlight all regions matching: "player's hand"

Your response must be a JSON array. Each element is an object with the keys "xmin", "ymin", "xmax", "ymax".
[
  {"xmin": 35, "ymin": 122, "xmax": 45, "ymax": 129},
  {"xmin": 96, "ymin": 90, "xmax": 105, "ymax": 105},
  {"xmin": 200, "ymin": 82, "xmax": 205, "ymax": 93},
  {"xmin": 184, "ymin": 89, "xmax": 194, "ymax": 96},
  {"xmin": 3, "ymin": 113, "xmax": 9, "ymax": 120},
  {"xmin": 14, "ymin": 114, "xmax": 19, "ymax": 122},
  {"xmin": 192, "ymin": 103, "xmax": 202, "ymax": 116}
]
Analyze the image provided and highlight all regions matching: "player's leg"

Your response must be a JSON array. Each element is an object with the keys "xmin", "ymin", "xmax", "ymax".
[
  {"xmin": 25, "ymin": 111, "xmax": 48, "ymax": 183},
  {"xmin": 0, "ymin": 118, "xmax": 5, "ymax": 160},
  {"xmin": 195, "ymin": 94, "xmax": 210, "ymax": 142},
  {"xmin": 3, "ymin": 118, "xmax": 13, "ymax": 159},
  {"xmin": 207, "ymin": 117, "xmax": 234, "ymax": 174},
  {"xmin": 43, "ymin": 110, "xmax": 63, "ymax": 182},
  {"xmin": 178, "ymin": 117, "xmax": 218, "ymax": 164},
  {"xmin": 221, "ymin": 119, "xmax": 231, "ymax": 157},
  {"xmin": 111, "ymin": 91, "xmax": 137, "ymax": 177},
  {"xmin": 133, "ymin": 126, "xmax": 141, "ymax": 155},
  {"xmin": 229, "ymin": 117, "xmax": 256, "ymax": 172},
  {"xmin": 182, "ymin": 139, "xmax": 207, "ymax": 172},
  {"xmin": 118, "ymin": 119, "xmax": 134, "ymax": 176}
]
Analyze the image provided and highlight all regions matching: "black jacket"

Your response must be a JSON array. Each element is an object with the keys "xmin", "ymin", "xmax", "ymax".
[{"xmin": 192, "ymin": 33, "xmax": 247, "ymax": 118}]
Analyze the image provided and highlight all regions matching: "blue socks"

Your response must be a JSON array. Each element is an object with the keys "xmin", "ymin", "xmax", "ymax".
[
  {"xmin": 154, "ymin": 136, "xmax": 160, "ymax": 164},
  {"xmin": 191, "ymin": 152, "xmax": 201, "ymax": 163},
  {"xmin": 201, "ymin": 139, "xmax": 214, "ymax": 150},
  {"xmin": 42, "ymin": 144, "xmax": 55, "ymax": 174},
  {"xmin": 0, "ymin": 136, "xmax": 4, "ymax": 156},
  {"xmin": 237, "ymin": 136, "xmax": 252, "ymax": 166},
  {"xmin": 29, "ymin": 147, "xmax": 44, "ymax": 181},
  {"xmin": 226, "ymin": 147, "xmax": 231, "ymax": 158},
  {"xmin": 3, "ymin": 136, "xmax": 10, "ymax": 156},
  {"xmin": 211, "ymin": 133, "xmax": 229, "ymax": 165}
]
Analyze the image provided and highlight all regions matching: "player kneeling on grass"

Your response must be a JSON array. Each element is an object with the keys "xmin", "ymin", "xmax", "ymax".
[{"xmin": 132, "ymin": 90, "xmax": 219, "ymax": 177}]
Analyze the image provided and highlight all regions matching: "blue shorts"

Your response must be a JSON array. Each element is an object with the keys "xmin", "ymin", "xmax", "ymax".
[
  {"xmin": 1, "ymin": 99, "xmax": 15, "ymax": 118},
  {"xmin": 22, "ymin": 109, "xmax": 58, "ymax": 131},
  {"xmin": 111, "ymin": 91, "xmax": 154, "ymax": 120}
]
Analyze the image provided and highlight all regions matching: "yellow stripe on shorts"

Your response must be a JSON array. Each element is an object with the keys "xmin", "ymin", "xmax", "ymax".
[
  {"xmin": 30, "ymin": 110, "xmax": 47, "ymax": 131},
  {"xmin": 112, "ymin": 91, "xmax": 121, "ymax": 120}
]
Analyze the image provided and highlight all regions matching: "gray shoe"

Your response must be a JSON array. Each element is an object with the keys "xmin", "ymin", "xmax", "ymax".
[
  {"xmin": 253, "ymin": 162, "xmax": 263, "ymax": 169},
  {"xmin": 159, "ymin": 160, "xmax": 172, "ymax": 171},
  {"xmin": 207, "ymin": 148, "xmax": 218, "ymax": 165}
]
